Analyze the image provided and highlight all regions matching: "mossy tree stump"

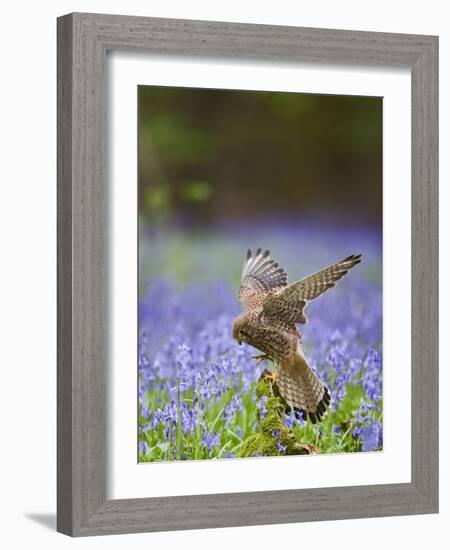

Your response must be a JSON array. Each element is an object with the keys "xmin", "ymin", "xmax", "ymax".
[{"xmin": 238, "ymin": 369, "xmax": 318, "ymax": 458}]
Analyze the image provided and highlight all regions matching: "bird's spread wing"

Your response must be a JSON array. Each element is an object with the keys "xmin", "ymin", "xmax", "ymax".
[
  {"xmin": 239, "ymin": 248, "xmax": 288, "ymax": 310},
  {"xmin": 262, "ymin": 254, "xmax": 362, "ymax": 324}
]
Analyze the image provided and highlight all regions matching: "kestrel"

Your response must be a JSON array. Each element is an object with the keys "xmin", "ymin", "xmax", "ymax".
[{"xmin": 232, "ymin": 249, "xmax": 362, "ymax": 423}]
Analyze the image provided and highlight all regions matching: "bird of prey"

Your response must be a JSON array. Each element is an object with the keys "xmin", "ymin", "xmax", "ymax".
[{"xmin": 232, "ymin": 248, "xmax": 362, "ymax": 423}]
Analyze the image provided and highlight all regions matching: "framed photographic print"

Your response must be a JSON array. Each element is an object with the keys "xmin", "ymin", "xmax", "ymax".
[{"xmin": 57, "ymin": 13, "xmax": 438, "ymax": 536}]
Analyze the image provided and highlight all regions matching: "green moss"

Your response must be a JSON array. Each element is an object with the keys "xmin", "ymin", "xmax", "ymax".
[{"xmin": 238, "ymin": 370, "xmax": 318, "ymax": 458}]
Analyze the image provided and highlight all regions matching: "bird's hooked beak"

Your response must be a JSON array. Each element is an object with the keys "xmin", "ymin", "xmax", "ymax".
[
  {"xmin": 237, "ymin": 331, "xmax": 249, "ymax": 345},
  {"xmin": 233, "ymin": 320, "xmax": 243, "ymax": 344}
]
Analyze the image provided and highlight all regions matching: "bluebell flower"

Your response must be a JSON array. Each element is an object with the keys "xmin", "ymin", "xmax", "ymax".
[
  {"xmin": 200, "ymin": 429, "xmax": 221, "ymax": 453},
  {"xmin": 256, "ymin": 396, "xmax": 268, "ymax": 419},
  {"xmin": 283, "ymin": 414, "xmax": 297, "ymax": 429},
  {"xmin": 141, "ymin": 423, "xmax": 152, "ymax": 434},
  {"xmin": 140, "ymin": 405, "xmax": 150, "ymax": 420},
  {"xmin": 293, "ymin": 408, "xmax": 307, "ymax": 427},
  {"xmin": 358, "ymin": 419, "xmax": 382, "ymax": 452}
]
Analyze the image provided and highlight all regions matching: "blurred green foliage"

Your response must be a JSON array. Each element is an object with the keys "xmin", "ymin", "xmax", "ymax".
[{"xmin": 139, "ymin": 86, "xmax": 382, "ymax": 227}]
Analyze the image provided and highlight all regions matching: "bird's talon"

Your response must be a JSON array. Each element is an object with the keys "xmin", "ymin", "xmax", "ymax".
[
  {"xmin": 252, "ymin": 354, "xmax": 270, "ymax": 365},
  {"xmin": 262, "ymin": 371, "xmax": 277, "ymax": 385}
]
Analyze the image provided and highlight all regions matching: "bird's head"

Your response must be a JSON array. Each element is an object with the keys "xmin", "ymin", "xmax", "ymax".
[{"xmin": 232, "ymin": 314, "xmax": 252, "ymax": 345}]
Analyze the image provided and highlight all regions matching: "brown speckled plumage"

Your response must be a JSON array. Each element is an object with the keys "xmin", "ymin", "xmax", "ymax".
[{"xmin": 233, "ymin": 248, "xmax": 361, "ymax": 423}]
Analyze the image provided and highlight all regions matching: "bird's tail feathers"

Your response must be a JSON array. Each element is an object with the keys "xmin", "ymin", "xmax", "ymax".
[{"xmin": 276, "ymin": 353, "xmax": 330, "ymax": 424}]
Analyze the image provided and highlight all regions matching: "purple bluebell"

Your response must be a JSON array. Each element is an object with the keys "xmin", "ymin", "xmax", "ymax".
[
  {"xmin": 256, "ymin": 396, "xmax": 268, "ymax": 419},
  {"xmin": 358, "ymin": 419, "xmax": 382, "ymax": 452},
  {"xmin": 201, "ymin": 429, "xmax": 221, "ymax": 453}
]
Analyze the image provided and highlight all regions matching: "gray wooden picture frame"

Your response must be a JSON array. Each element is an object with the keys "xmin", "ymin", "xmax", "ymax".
[{"xmin": 57, "ymin": 12, "xmax": 438, "ymax": 537}]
